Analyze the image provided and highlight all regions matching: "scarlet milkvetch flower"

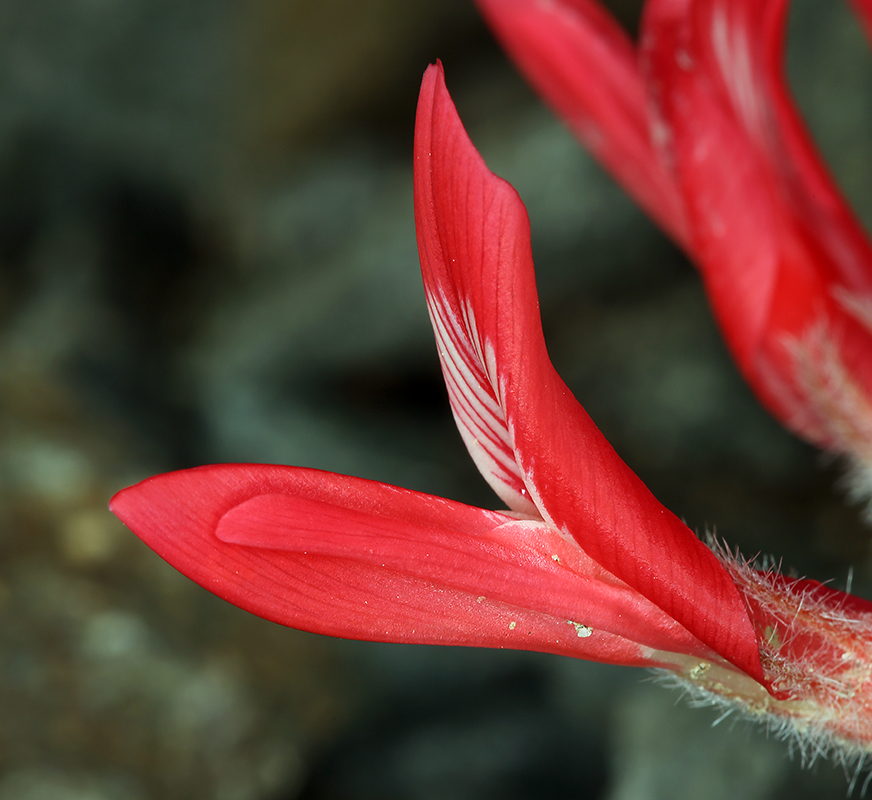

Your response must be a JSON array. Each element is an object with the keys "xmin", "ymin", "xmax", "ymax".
[
  {"xmin": 474, "ymin": 0, "xmax": 872, "ymax": 502},
  {"xmin": 111, "ymin": 63, "xmax": 872, "ymax": 761}
]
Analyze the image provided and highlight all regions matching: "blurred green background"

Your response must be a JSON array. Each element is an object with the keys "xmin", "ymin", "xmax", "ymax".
[{"xmin": 1, "ymin": 1, "xmax": 871, "ymax": 798}]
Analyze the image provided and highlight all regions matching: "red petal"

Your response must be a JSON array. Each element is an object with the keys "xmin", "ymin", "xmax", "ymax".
[
  {"xmin": 110, "ymin": 463, "xmax": 713, "ymax": 666},
  {"xmin": 474, "ymin": 0, "xmax": 689, "ymax": 245},
  {"xmin": 415, "ymin": 63, "xmax": 539, "ymax": 518},
  {"xmin": 642, "ymin": 0, "xmax": 872, "ymax": 430},
  {"xmin": 414, "ymin": 63, "xmax": 763, "ymax": 681}
]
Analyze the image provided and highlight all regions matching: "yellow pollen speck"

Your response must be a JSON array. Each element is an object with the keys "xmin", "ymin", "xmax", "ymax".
[
  {"xmin": 764, "ymin": 624, "xmax": 782, "ymax": 649},
  {"xmin": 689, "ymin": 662, "xmax": 710, "ymax": 680},
  {"xmin": 568, "ymin": 621, "xmax": 592, "ymax": 638},
  {"xmin": 509, "ymin": 621, "xmax": 517, "ymax": 630}
]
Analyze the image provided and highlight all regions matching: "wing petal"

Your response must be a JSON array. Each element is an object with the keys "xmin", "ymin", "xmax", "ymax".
[{"xmin": 110, "ymin": 463, "xmax": 715, "ymax": 666}]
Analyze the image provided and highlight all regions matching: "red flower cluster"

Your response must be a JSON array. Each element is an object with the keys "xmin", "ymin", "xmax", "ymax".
[
  {"xmin": 112, "ymin": 0, "xmax": 872, "ymax": 763},
  {"xmin": 476, "ymin": 0, "xmax": 872, "ymax": 495}
]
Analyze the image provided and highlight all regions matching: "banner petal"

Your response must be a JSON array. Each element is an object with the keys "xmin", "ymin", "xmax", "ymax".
[{"xmin": 413, "ymin": 63, "xmax": 763, "ymax": 681}]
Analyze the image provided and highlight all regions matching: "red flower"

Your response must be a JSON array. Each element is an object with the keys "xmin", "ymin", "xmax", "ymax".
[
  {"xmin": 475, "ymin": 0, "xmax": 872, "ymax": 493},
  {"xmin": 112, "ymin": 63, "xmax": 872, "ymax": 756}
]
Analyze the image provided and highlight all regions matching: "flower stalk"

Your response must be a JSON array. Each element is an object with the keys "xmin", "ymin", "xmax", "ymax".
[{"xmin": 475, "ymin": 0, "xmax": 872, "ymax": 499}]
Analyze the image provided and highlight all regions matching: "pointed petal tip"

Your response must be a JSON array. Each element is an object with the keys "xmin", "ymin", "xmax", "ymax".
[
  {"xmin": 108, "ymin": 478, "xmax": 147, "ymax": 528},
  {"xmin": 107, "ymin": 488, "xmax": 123, "ymax": 516},
  {"xmin": 420, "ymin": 60, "xmax": 446, "ymax": 100}
]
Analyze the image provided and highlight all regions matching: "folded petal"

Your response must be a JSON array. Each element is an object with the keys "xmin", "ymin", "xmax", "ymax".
[
  {"xmin": 475, "ymin": 0, "xmax": 689, "ymax": 245},
  {"xmin": 414, "ymin": 62, "xmax": 763, "ymax": 681},
  {"xmin": 414, "ymin": 65, "xmax": 539, "ymax": 518},
  {"xmin": 110, "ymin": 463, "xmax": 715, "ymax": 666},
  {"xmin": 641, "ymin": 0, "xmax": 872, "ymax": 440}
]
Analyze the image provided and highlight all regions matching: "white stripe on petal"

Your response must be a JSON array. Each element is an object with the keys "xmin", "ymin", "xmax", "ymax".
[{"xmin": 426, "ymin": 288, "xmax": 539, "ymax": 516}]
